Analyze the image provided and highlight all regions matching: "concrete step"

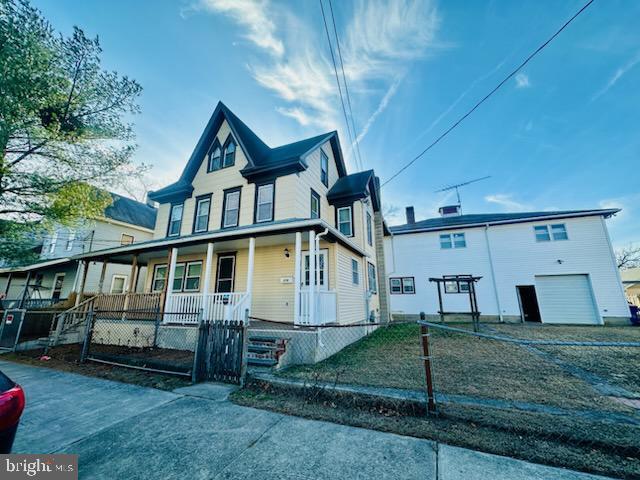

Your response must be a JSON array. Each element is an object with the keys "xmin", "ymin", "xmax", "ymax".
[
  {"xmin": 248, "ymin": 344, "xmax": 281, "ymax": 354},
  {"xmin": 247, "ymin": 356, "xmax": 277, "ymax": 367}
]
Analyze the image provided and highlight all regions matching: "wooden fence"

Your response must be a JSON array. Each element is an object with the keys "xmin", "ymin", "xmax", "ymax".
[{"xmin": 193, "ymin": 320, "xmax": 247, "ymax": 384}]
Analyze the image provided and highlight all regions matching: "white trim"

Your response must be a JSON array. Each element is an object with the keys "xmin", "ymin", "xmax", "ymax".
[
  {"xmin": 52, "ymin": 272, "xmax": 66, "ymax": 300},
  {"xmin": 110, "ymin": 274, "xmax": 128, "ymax": 294},
  {"xmin": 293, "ymin": 232, "xmax": 302, "ymax": 325},
  {"xmin": 215, "ymin": 254, "xmax": 236, "ymax": 293}
]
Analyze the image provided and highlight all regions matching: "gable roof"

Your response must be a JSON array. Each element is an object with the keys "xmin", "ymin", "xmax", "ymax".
[
  {"xmin": 148, "ymin": 101, "xmax": 347, "ymax": 202},
  {"xmin": 105, "ymin": 193, "xmax": 157, "ymax": 230},
  {"xmin": 390, "ymin": 208, "xmax": 620, "ymax": 234},
  {"xmin": 326, "ymin": 170, "xmax": 381, "ymax": 211}
]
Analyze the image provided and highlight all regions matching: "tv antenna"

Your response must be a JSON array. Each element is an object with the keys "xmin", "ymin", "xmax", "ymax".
[{"xmin": 434, "ymin": 175, "xmax": 491, "ymax": 208}]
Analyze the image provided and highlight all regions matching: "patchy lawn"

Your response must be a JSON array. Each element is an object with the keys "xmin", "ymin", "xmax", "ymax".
[
  {"xmin": 1, "ymin": 345, "xmax": 191, "ymax": 391},
  {"xmin": 278, "ymin": 322, "xmax": 637, "ymax": 413}
]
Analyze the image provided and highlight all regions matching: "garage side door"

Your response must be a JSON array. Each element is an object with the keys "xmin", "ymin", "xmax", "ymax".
[{"xmin": 534, "ymin": 274, "xmax": 600, "ymax": 325}]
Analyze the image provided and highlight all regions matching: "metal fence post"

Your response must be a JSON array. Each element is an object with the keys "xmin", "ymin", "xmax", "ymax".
[
  {"xmin": 239, "ymin": 308, "xmax": 250, "ymax": 387},
  {"xmin": 80, "ymin": 307, "xmax": 95, "ymax": 364},
  {"xmin": 419, "ymin": 312, "xmax": 437, "ymax": 413},
  {"xmin": 152, "ymin": 307, "xmax": 161, "ymax": 348},
  {"xmin": 191, "ymin": 309, "xmax": 204, "ymax": 383}
]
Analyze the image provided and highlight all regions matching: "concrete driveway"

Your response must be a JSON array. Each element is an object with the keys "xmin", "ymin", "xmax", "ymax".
[{"xmin": 0, "ymin": 360, "xmax": 607, "ymax": 480}]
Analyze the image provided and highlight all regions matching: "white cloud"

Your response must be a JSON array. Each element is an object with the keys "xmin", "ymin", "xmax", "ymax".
[
  {"xmin": 355, "ymin": 75, "xmax": 403, "ymax": 144},
  {"xmin": 197, "ymin": 0, "xmax": 284, "ymax": 57},
  {"xmin": 515, "ymin": 72, "xmax": 530, "ymax": 88},
  {"xmin": 484, "ymin": 194, "xmax": 532, "ymax": 212},
  {"xmin": 592, "ymin": 50, "xmax": 640, "ymax": 101}
]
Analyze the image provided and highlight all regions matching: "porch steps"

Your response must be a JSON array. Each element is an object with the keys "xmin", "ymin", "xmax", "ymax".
[{"xmin": 247, "ymin": 335, "xmax": 288, "ymax": 368}]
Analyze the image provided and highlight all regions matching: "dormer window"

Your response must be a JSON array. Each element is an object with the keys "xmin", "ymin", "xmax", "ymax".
[
  {"xmin": 208, "ymin": 142, "xmax": 222, "ymax": 172},
  {"xmin": 320, "ymin": 150, "xmax": 329, "ymax": 187},
  {"xmin": 223, "ymin": 137, "xmax": 236, "ymax": 168}
]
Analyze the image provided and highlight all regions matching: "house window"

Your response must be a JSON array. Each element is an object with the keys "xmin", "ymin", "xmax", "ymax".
[
  {"xmin": 66, "ymin": 230, "xmax": 75, "ymax": 251},
  {"xmin": 223, "ymin": 138, "xmax": 236, "ymax": 168},
  {"xmin": 152, "ymin": 265, "xmax": 167, "ymax": 292},
  {"xmin": 121, "ymin": 233, "xmax": 134, "ymax": 245},
  {"xmin": 255, "ymin": 183, "xmax": 274, "ymax": 223},
  {"xmin": 193, "ymin": 195, "xmax": 211, "ymax": 233},
  {"xmin": 351, "ymin": 259, "xmax": 359, "ymax": 285},
  {"xmin": 444, "ymin": 275, "xmax": 472, "ymax": 294},
  {"xmin": 216, "ymin": 255, "xmax": 235, "ymax": 293},
  {"xmin": 168, "ymin": 203, "xmax": 183, "ymax": 237},
  {"xmin": 48, "ymin": 232, "xmax": 57, "ymax": 254},
  {"xmin": 310, "ymin": 189, "xmax": 320, "ymax": 219},
  {"xmin": 367, "ymin": 262, "xmax": 377, "ymax": 294},
  {"xmin": 534, "ymin": 224, "xmax": 568, "ymax": 242},
  {"xmin": 303, "ymin": 250, "xmax": 327, "ymax": 287},
  {"xmin": 337, "ymin": 206, "xmax": 353, "ymax": 237},
  {"xmin": 172, "ymin": 264, "xmax": 185, "ymax": 291},
  {"xmin": 390, "ymin": 277, "xmax": 416, "ymax": 295},
  {"xmin": 320, "ymin": 150, "xmax": 329, "ymax": 187},
  {"xmin": 222, "ymin": 189, "xmax": 241, "ymax": 228},
  {"xmin": 110, "ymin": 275, "xmax": 128, "ymax": 294},
  {"xmin": 440, "ymin": 232, "xmax": 466, "ymax": 249},
  {"xmin": 366, "ymin": 212, "xmax": 373, "ymax": 246},
  {"xmin": 551, "ymin": 224, "xmax": 568, "ymax": 241},
  {"xmin": 534, "ymin": 225, "xmax": 551, "ymax": 242},
  {"xmin": 208, "ymin": 141, "xmax": 222, "ymax": 172},
  {"xmin": 170, "ymin": 261, "xmax": 202, "ymax": 292}
]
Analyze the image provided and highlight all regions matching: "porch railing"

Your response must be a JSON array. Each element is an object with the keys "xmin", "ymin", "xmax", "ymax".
[
  {"xmin": 164, "ymin": 292, "xmax": 249, "ymax": 324},
  {"xmin": 298, "ymin": 290, "xmax": 337, "ymax": 326}
]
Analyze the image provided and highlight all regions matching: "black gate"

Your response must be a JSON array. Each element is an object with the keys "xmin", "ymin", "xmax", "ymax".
[
  {"xmin": 0, "ymin": 309, "xmax": 25, "ymax": 351},
  {"xmin": 193, "ymin": 320, "xmax": 247, "ymax": 384}
]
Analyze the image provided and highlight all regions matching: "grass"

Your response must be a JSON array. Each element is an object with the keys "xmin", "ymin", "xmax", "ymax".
[
  {"xmin": 278, "ymin": 322, "xmax": 638, "ymax": 413},
  {"xmin": 1, "ymin": 345, "xmax": 191, "ymax": 391}
]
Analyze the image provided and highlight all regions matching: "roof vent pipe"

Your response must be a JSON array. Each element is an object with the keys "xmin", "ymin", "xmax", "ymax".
[{"xmin": 406, "ymin": 206, "xmax": 415, "ymax": 224}]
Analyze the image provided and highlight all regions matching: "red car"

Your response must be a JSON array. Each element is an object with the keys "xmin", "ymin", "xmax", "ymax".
[{"xmin": 0, "ymin": 370, "xmax": 25, "ymax": 453}]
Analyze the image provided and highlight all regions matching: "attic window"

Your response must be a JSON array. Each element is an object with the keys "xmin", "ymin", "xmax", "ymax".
[
  {"xmin": 320, "ymin": 150, "xmax": 329, "ymax": 187},
  {"xmin": 208, "ymin": 144, "xmax": 222, "ymax": 172},
  {"xmin": 223, "ymin": 138, "xmax": 236, "ymax": 168}
]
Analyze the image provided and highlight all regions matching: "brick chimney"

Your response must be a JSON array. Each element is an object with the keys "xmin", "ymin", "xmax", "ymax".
[{"xmin": 405, "ymin": 206, "xmax": 415, "ymax": 224}]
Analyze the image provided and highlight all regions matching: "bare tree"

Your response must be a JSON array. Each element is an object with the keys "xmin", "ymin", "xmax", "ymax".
[{"xmin": 616, "ymin": 244, "xmax": 640, "ymax": 270}]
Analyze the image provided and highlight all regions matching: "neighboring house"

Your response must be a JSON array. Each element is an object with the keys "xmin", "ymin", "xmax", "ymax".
[
  {"xmin": 0, "ymin": 193, "xmax": 157, "ymax": 306},
  {"xmin": 71, "ymin": 102, "xmax": 388, "ymax": 362},
  {"xmin": 621, "ymin": 267, "xmax": 640, "ymax": 307},
  {"xmin": 385, "ymin": 205, "xmax": 630, "ymax": 325}
]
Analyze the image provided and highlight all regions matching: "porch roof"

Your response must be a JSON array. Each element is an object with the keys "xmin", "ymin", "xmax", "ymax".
[
  {"xmin": 71, "ymin": 218, "xmax": 367, "ymax": 264},
  {"xmin": 0, "ymin": 256, "xmax": 74, "ymax": 275}
]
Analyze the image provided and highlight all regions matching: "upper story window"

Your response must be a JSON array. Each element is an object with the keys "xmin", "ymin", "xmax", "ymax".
[
  {"xmin": 367, "ymin": 262, "xmax": 377, "ymax": 294},
  {"xmin": 310, "ymin": 189, "xmax": 320, "ymax": 219},
  {"xmin": 337, "ymin": 206, "xmax": 353, "ymax": 237},
  {"xmin": 390, "ymin": 277, "xmax": 415, "ymax": 295},
  {"xmin": 440, "ymin": 232, "xmax": 466, "ymax": 249},
  {"xmin": 351, "ymin": 259, "xmax": 359, "ymax": 285},
  {"xmin": 223, "ymin": 137, "xmax": 236, "ymax": 168},
  {"xmin": 207, "ymin": 140, "xmax": 222, "ymax": 172},
  {"xmin": 121, "ymin": 233, "xmax": 134, "ymax": 246},
  {"xmin": 193, "ymin": 195, "xmax": 211, "ymax": 233},
  {"xmin": 167, "ymin": 203, "xmax": 183, "ymax": 237},
  {"xmin": 255, "ymin": 183, "xmax": 274, "ymax": 223},
  {"xmin": 65, "ymin": 230, "xmax": 75, "ymax": 251},
  {"xmin": 320, "ymin": 150, "xmax": 329, "ymax": 187},
  {"xmin": 48, "ymin": 232, "xmax": 57, "ymax": 254},
  {"xmin": 535, "ymin": 223, "xmax": 568, "ymax": 242},
  {"xmin": 222, "ymin": 188, "xmax": 241, "ymax": 228},
  {"xmin": 366, "ymin": 212, "xmax": 373, "ymax": 246}
]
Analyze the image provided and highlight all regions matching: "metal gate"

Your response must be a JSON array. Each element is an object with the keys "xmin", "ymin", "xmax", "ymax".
[
  {"xmin": 193, "ymin": 320, "xmax": 248, "ymax": 384},
  {"xmin": 0, "ymin": 309, "xmax": 26, "ymax": 351}
]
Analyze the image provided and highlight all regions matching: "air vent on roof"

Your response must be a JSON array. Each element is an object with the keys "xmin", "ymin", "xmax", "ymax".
[{"xmin": 439, "ymin": 205, "xmax": 461, "ymax": 217}]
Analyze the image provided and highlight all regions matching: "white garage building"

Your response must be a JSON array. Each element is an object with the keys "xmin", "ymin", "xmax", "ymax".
[{"xmin": 384, "ymin": 206, "xmax": 630, "ymax": 325}]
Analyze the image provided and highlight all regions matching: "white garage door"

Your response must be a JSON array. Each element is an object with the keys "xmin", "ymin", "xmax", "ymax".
[{"xmin": 535, "ymin": 275, "xmax": 600, "ymax": 325}]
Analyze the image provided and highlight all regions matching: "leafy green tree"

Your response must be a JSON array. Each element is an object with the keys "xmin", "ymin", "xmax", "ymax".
[{"xmin": 0, "ymin": 0, "xmax": 145, "ymax": 264}]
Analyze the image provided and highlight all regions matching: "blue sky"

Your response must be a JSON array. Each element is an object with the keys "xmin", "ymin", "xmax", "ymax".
[{"xmin": 34, "ymin": 0, "xmax": 639, "ymax": 248}]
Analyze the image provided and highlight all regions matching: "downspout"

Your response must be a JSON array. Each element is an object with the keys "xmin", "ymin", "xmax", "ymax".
[
  {"xmin": 484, "ymin": 225, "xmax": 503, "ymax": 322},
  {"xmin": 315, "ymin": 228, "xmax": 329, "ymax": 345}
]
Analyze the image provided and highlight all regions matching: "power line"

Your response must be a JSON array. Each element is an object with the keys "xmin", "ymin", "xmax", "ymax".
[
  {"xmin": 327, "ymin": 0, "xmax": 365, "ymax": 172},
  {"xmin": 319, "ymin": 0, "xmax": 363, "ymax": 172},
  {"xmin": 381, "ymin": 0, "xmax": 595, "ymax": 188}
]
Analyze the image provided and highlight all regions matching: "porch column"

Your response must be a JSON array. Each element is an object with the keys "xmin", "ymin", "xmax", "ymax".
[
  {"xmin": 123, "ymin": 255, "xmax": 138, "ymax": 312},
  {"xmin": 202, "ymin": 243, "xmax": 214, "ymax": 319},
  {"xmin": 97, "ymin": 261, "xmax": 108, "ymax": 294},
  {"xmin": 246, "ymin": 237, "xmax": 255, "ymax": 317},
  {"xmin": 293, "ymin": 232, "xmax": 302, "ymax": 325},
  {"xmin": 164, "ymin": 248, "xmax": 178, "ymax": 315},
  {"xmin": 18, "ymin": 271, "xmax": 32, "ymax": 309},
  {"xmin": 4, "ymin": 273, "xmax": 12, "ymax": 297},
  {"xmin": 75, "ymin": 260, "xmax": 89, "ymax": 306},
  {"xmin": 309, "ymin": 230, "xmax": 316, "ymax": 326}
]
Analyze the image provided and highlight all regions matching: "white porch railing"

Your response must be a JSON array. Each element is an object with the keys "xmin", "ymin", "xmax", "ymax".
[
  {"xmin": 298, "ymin": 290, "xmax": 337, "ymax": 326},
  {"xmin": 164, "ymin": 292, "xmax": 249, "ymax": 324}
]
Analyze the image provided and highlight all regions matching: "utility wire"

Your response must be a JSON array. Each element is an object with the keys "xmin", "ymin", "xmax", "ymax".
[
  {"xmin": 319, "ymin": 0, "xmax": 363, "ymax": 172},
  {"xmin": 381, "ymin": 0, "xmax": 595, "ymax": 188},
  {"xmin": 327, "ymin": 0, "xmax": 365, "ymax": 172}
]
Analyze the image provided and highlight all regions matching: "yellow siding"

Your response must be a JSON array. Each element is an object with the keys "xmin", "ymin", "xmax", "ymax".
[{"xmin": 336, "ymin": 243, "xmax": 367, "ymax": 324}]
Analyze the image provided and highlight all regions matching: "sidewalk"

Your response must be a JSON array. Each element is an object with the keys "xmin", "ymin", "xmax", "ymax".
[{"xmin": 0, "ymin": 360, "xmax": 609, "ymax": 480}]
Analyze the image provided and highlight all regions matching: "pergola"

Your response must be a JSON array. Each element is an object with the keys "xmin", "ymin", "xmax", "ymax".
[{"xmin": 428, "ymin": 275, "xmax": 482, "ymax": 332}]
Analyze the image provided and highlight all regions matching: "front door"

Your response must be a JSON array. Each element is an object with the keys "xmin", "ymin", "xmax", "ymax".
[
  {"xmin": 215, "ymin": 255, "xmax": 236, "ymax": 293},
  {"xmin": 302, "ymin": 249, "xmax": 328, "ymax": 290},
  {"xmin": 517, "ymin": 285, "xmax": 541, "ymax": 322},
  {"xmin": 52, "ymin": 273, "xmax": 65, "ymax": 301}
]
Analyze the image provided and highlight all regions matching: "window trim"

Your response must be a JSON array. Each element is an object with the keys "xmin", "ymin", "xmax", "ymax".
[
  {"xmin": 222, "ymin": 134, "xmax": 237, "ymax": 168},
  {"xmin": 390, "ymin": 277, "xmax": 416, "ymax": 295},
  {"xmin": 301, "ymin": 249, "xmax": 329, "ymax": 288},
  {"xmin": 443, "ymin": 275, "xmax": 472, "ymax": 294},
  {"xmin": 440, "ymin": 232, "xmax": 466, "ymax": 249},
  {"xmin": 336, "ymin": 205, "xmax": 354, "ymax": 237},
  {"xmin": 166, "ymin": 203, "xmax": 184, "ymax": 238},
  {"xmin": 254, "ymin": 181, "xmax": 275, "ymax": 224},
  {"xmin": 351, "ymin": 258, "xmax": 359, "ymax": 285},
  {"xmin": 221, "ymin": 187, "xmax": 242, "ymax": 229},
  {"xmin": 310, "ymin": 189, "xmax": 321, "ymax": 219},
  {"xmin": 366, "ymin": 211, "xmax": 373, "ymax": 246},
  {"xmin": 320, "ymin": 149, "xmax": 329, "ymax": 187},
  {"xmin": 183, "ymin": 261, "xmax": 203, "ymax": 292},
  {"xmin": 367, "ymin": 262, "xmax": 377, "ymax": 294},
  {"xmin": 110, "ymin": 274, "xmax": 128, "ymax": 294},
  {"xmin": 550, "ymin": 223, "xmax": 568, "ymax": 241},
  {"xmin": 151, "ymin": 264, "xmax": 168, "ymax": 292},
  {"xmin": 120, "ymin": 233, "xmax": 135, "ymax": 246},
  {"xmin": 534, "ymin": 225, "xmax": 551, "ymax": 242},
  {"xmin": 192, "ymin": 193, "xmax": 212, "ymax": 234},
  {"xmin": 215, "ymin": 253, "xmax": 236, "ymax": 293},
  {"xmin": 206, "ymin": 138, "xmax": 223, "ymax": 172}
]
